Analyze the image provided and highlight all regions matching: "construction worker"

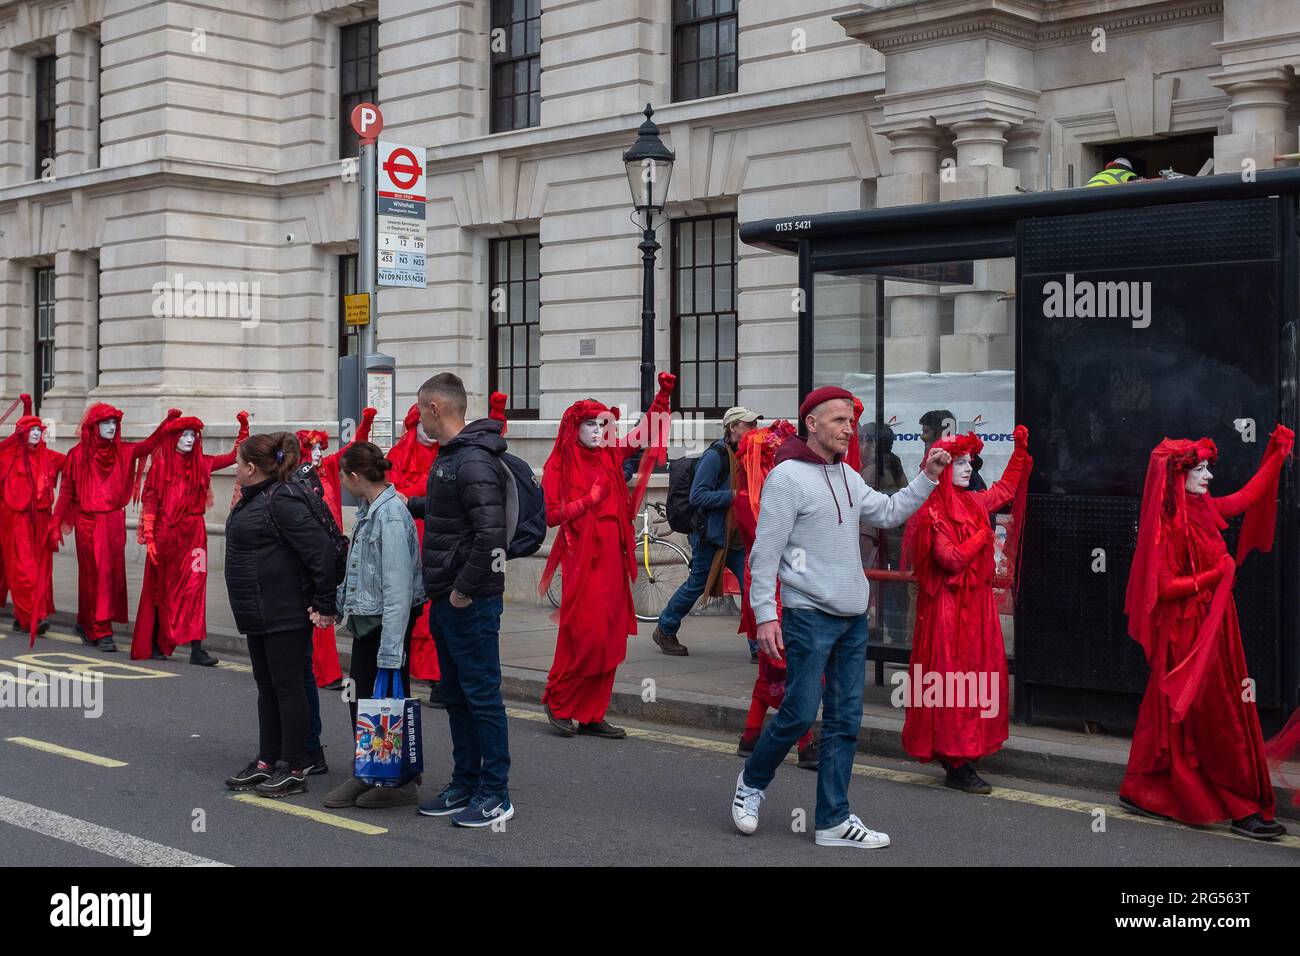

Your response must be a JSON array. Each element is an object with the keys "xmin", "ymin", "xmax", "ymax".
[{"xmin": 1086, "ymin": 157, "xmax": 1139, "ymax": 187}]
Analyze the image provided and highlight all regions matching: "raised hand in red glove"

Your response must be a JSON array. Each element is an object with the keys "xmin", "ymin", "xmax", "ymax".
[
  {"xmin": 657, "ymin": 372, "xmax": 677, "ymax": 396},
  {"xmin": 1013, "ymin": 424, "xmax": 1029, "ymax": 451}
]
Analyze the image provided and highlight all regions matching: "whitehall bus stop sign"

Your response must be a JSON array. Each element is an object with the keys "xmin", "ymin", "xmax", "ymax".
[{"xmin": 377, "ymin": 142, "xmax": 427, "ymax": 288}]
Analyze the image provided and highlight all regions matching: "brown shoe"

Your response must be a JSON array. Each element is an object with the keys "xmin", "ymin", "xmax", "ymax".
[
  {"xmin": 652, "ymin": 626, "xmax": 689, "ymax": 656},
  {"xmin": 355, "ymin": 781, "xmax": 419, "ymax": 809},
  {"xmin": 577, "ymin": 720, "xmax": 627, "ymax": 739},
  {"xmin": 545, "ymin": 703, "xmax": 577, "ymax": 737},
  {"xmin": 323, "ymin": 776, "xmax": 373, "ymax": 808}
]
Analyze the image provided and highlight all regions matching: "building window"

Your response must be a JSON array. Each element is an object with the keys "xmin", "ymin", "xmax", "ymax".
[
  {"xmin": 672, "ymin": 214, "xmax": 737, "ymax": 415},
  {"xmin": 34, "ymin": 267, "xmax": 55, "ymax": 411},
  {"xmin": 673, "ymin": 0, "xmax": 737, "ymax": 102},
  {"xmin": 490, "ymin": 0, "xmax": 540, "ymax": 133},
  {"xmin": 488, "ymin": 236, "xmax": 540, "ymax": 417},
  {"xmin": 339, "ymin": 20, "xmax": 378, "ymax": 158},
  {"xmin": 35, "ymin": 54, "xmax": 56, "ymax": 178}
]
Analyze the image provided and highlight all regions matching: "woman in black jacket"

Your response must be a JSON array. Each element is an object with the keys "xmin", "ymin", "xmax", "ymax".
[{"xmin": 223, "ymin": 432, "xmax": 339, "ymax": 798}]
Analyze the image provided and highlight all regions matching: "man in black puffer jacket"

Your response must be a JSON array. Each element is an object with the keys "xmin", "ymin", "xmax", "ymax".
[{"xmin": 406, "ymin": 373, "xmax": 514, "ymax": 828}]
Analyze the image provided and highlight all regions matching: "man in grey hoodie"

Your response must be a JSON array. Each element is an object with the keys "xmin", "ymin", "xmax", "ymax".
[{"xmin": 729, "ymin": 386, "xmax": 951, "ymax": 849}]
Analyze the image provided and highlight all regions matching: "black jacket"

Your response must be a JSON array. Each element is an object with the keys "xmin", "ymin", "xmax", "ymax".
[
  {"xmin": 408, "ymin": 418, "xmax": 507, "ymax": 601},
  {"xmin": 224, "ymin": 476, "xmax": 339, "ymax": 635}
]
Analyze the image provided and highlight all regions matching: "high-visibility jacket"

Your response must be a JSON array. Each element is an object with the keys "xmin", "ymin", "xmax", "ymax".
[{"xmin": 1085, "ymin": 166, "xmax": 1138, "ymax": 187}]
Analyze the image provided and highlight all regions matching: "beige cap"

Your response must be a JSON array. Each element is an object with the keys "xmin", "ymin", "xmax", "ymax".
[{"xmin": 722, "ymin": 406, "xmax": 762, "ymax": 428}]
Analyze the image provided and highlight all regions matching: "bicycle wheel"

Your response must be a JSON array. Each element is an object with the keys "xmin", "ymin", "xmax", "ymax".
[
  {"xmin": 631, "ymin": 537, "xmax": 691, "ymax": 622},
  {"xmin": 545, "ymin": 565, "xmax": 562, "ymax": 609}
]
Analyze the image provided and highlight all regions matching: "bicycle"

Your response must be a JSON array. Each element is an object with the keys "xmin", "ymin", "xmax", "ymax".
[{"xmin": 545, "ymin": 501, "xmax": 691, "ymax": 622}]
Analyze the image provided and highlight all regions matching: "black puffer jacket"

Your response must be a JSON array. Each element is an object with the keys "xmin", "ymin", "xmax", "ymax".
[
  {"xmin": 408, "ymin": 418, "xmax": 507, "ymax": 601},
  {"xmin": 225, "ymin": 476, "xmax": 339, "ymax": 635}
]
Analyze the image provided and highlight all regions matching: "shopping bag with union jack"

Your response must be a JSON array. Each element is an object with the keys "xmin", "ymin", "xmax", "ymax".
[{"xmin": 354, "ymin": 669, "xmax": 422, "ymax": 787}]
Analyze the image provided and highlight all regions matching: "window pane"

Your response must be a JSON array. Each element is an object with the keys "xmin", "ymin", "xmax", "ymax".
[
  {"xmin": 678, "ymin": 270, "xmax": 693, "ymax": 314},
  {"xmin": 495, "ymin": 240, "xmax": 509, "ymax": 282},
  {"xmin": 680, "ymin": 315, "xmax": 696, "ymax": 360},
  {"xmin": 679, "ymin": 25, "xmax": 698, "ymax": 61},
  {"xmin": 527, "ymin": 0, "xmax": 540, "ymax": 17},
  {"xmin": 719, "ymin": 18, "xmax": 736, "ymax": 55},
  {"xmin": 714, "ymin": 221, "xmax": 732, "ymax": 264},
  {"xmin": 719, "ymin": 313, "xmax": 736, "ymax": 359},
  {"xmin": 525, "ymin": 238, "xmax": 539, "ymax": 278},
  {"xmin": 694, "ymin": 218, "xmax": 712, "ymax": 264},
  {"xmin": 677, "ymin": 63, "xmax": 697, "ymax": 101},
  {"xmin": 509, "ymin": 284, "xmax": 523, "ymax": 323},
  {"xmin": 513, "ymin": 0, "xmax": 525, "ymax": 22},
  {"xmin": 526, "ymin": 19, "xmax": 540, "ymax": 56},
  {"xmin": 513, "ymin": 325, "xmax": 526, "ymax": 364},
  {"xmin": 680, "ymin": 362, "xmax": 697, "ymax": 408},
  {"xmin": 530, "ymin": 57, "xmax": 540, "ymax": 91},
  {"xmin": 719, "ymin": 361, "xmax": 736, "ymax": 406},
  {"xmin": 515, "ymin": 94, "xmax": 529, "ymax": 129},
  {"xmin": 714, "ymin": 264, "xmax": 733, "ymax": 311},
  {"xmin": 509, "ymin": 238, "xmax": 524, "ymax": 278},
  {"xmin": 700, "ymin": 314, "xmax": 716, "ymax": 360},
  {"xmin": 694, "ymin": 263, "xmax": 712, "ymax": 307},
  {"xmin": 528, "ymin": 368, "xmax": 540, "ymax": 407},
  {"xmin": 525, "ymin": 279, "xmax": 538, "ymax": 320},
  {"xmin": 699, "ymin": 59, "xmax": 716, "ymax": 98},
  {"xmin": 699, "ymin": 0, "xmax": 715, "ymax": 17},
  {"xmin": 718, "ymin": 0, "xmax": 735, "ymax": 12},
  {"xmin": 497, "ymin": 325, "xmax": 510, "ymax": 366},
  {"xmin": 700, "ymin": 21, "xmax": 716, "ymax": 58},
  {"xmin": 678, "ymin": 222, "xmax": 693, "ymax": 266},
  {"xmin": 513, "ymin": 368, "xmax": 526, "ymax": 401},
  {"xmin": 699, "ymin": 362, "xmax": 715, "ymax": 409},
  {"xmin": 529, "ymin": 91, "xmax": 540, "ymax": 127},
  {"xmin": 528, "ymin": 323, "xmax": 540, "ymax": 365},
  {"xmin": 719, "ymin": 54, "xmax": 737, "ymax": 95}
]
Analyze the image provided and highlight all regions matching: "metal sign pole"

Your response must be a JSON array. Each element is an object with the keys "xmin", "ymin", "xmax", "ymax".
[{"xmin": 358, "ymin": 138, "xmax": 377, "ymax": 430}]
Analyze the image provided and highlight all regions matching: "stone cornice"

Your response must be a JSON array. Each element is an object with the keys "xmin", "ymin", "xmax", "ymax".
[{"xmin": 837, "ymin": 0, "xmax": 1223, "ymax": 53}]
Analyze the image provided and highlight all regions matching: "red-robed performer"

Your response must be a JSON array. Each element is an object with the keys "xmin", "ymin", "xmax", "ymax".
[
  {"xmin": 538, "ymin": 373, "xmax": 675, "ymax": 739},
  {"xmin": 1119, "ymin": 425, "xmax": 1294, "ymax": 839},
  {"xmin": 901, "ymin": 426, "xmax": 1031, "ymax": 794},
  {"xmin": 732, "ymin": 418, "xmax": 822, "ymax": 768},
  {"xmin": 387, "ymin": 391, "xmax": 509, "ymax": 708},
  {"xmin": 130, "ymin": 411, "xmax": 249, "ymax": 665},
  {"xmin": 295, "ymin": 406, "xmax": 375, "ymax": 688},
  {"xmin": 0, "ymin": 398, "xmax": 66, "ymax": 645},
  {"xmin": 51, "ymin": 404, "xmax": 182, "ymax": 653}
]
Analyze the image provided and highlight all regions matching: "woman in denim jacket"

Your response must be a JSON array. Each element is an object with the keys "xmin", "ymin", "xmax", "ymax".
[{"xmin": 316, "ymin": 441, "xmax": 428, "ymax": 810}]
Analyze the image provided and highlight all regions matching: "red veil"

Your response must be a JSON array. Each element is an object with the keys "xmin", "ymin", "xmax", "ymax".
[
  {"xmin": 137, "ymin": 416, "xmax": 214, "ymax": 526},
  {"xmin": 4, "ymin": 414, "xmax": 62, "ymax": 645},
  {"xmin": 537, "ymin": 397, "xmax": 666, "ymax": 604},
  {"xmin": 72, "ymin": 402, "xmax": 146, "ymax": 509},
  {"xmin": 1125, "ymin": 429, "xmax": 1292, "ymax": 721}
]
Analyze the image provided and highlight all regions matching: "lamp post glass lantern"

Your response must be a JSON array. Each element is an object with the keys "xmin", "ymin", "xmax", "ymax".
[{"xmin": 623, "ymin": 103, "xmax": 675, "ymax": 414}]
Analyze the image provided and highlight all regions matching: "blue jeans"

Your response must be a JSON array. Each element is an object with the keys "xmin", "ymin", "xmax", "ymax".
[
  {"xmin": 743, "ymin": 606, "xmax": 867, "ymax": 830},
  {"xmin": 429, "ymin": 595, "xmax": 509, "ymax": 800},
  {"xmin": 657, "ymin": 534, "xmax": 747, "ymax": 636},
  {"xmin": 304, "ymin": 657, "xmax": 322, "ymax": 755}
]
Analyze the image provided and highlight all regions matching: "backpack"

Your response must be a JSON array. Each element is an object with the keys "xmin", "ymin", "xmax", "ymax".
[
  {"xmin": 497, "ymin": 452, "xmax": 546, "ymax": 559},
  {"xmin": 665, "ymin": 444, "xmax": 725, "ymax": 535},
  {"xmin": 264, "ymin": 471, "xmax": 349, "ymax": 590}
]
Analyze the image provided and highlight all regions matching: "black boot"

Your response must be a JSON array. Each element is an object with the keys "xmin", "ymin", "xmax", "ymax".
[
  {"xmin": 189, "ymin": 641, "xmax": 218, "ymax": 666},
  {"xmin": 1230, "ymin": 813, "xmax": 1287, "ymax": 840},
  {"xmin": 424, "ymin": 680, "xmax": 447, "ymax": 709}
]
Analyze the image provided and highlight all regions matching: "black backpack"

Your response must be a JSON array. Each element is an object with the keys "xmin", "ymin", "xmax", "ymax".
[
  {"xmin": 665, "ymin": 444, "xmax": 725, "ymax": 535},
  {"xmin": 265, "ymin": 470, "xmax": 349, "ymax": 589},
  {"xmin": 497, "ymin": 451, "xmax": 546, "ymax": 559}
]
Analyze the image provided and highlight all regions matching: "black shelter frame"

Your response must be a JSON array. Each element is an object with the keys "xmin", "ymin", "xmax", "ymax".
[{"xmin": 740, "ymin": 169, "xmax": 1300, "ymax": 730}]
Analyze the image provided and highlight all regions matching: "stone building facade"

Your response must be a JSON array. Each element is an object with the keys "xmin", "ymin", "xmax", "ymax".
[{"xmin": 1, "ymin": 0, "xmax": 1298, "ymax": 521}]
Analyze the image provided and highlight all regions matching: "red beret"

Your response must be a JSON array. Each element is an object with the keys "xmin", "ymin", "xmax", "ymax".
[{"xmin": 798, "ymin": 386, "xmax": 856, "ymax": 421}]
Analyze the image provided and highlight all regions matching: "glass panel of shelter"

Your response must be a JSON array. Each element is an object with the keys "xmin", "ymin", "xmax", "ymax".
[{"xmin": 811, "ymin": 257, "xmax": 1017, "ymax": 661}]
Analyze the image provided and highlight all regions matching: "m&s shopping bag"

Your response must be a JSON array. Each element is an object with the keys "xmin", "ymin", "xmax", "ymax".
[{"xmin": 354, "ymin": 669, "xmax": 422, "ymax": 787}]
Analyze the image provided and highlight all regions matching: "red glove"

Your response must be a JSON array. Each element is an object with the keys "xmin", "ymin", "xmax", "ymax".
[
  {"xmin": 140, "ymin": 512, "xmax": 158, "ymax": 564},
  {"xmin": 362, "ymin": 406, "xmax": 377, "ymax": 423},
  {"xmin": 1013, "ymin": 424, "xmax": 1029, "ymax": 451},
  {"xmin": 20, "ymin": 393, "xmax": 31, "ymax": 417},
  {"xmin": 46, "ymin": 524, "xmax": 62, "ymax": 553},
  {"xmin": 236, "ymin": 410, "xmax": 249, "ymax": 427},
  {"xmin": 657, "ymin": 372, "xmax": 677, "ymax": 396},
  {"xmin": 1270, "ymin": 423, "xmax": 1294, "ymax": 461},
  {"xmin": 167, "ymin": 408, "xmax": 182, "ymax": 419},
  {"xmin": 588, "ymin": 479, "xmax": 610, "ymax": 506}
]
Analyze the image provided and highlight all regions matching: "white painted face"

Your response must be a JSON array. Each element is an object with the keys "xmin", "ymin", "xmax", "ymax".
[
  {"xmin": 176, "ymin": 429, "xmax": 197, "ymax": 453},
  {"xmin": 951, "ymin": 453, "xmax": 973, "ymax": 488},
  {"xmin": 414, "ymin": 423, "xmax": 435, "ymax": 446},
  {"xmin": 1186, "ymin": 460, "xmax": 1213, "ymax": 495},
  {"xmin": 578, "ymin": 419, "xmax": 601, "ymax": 449},
  {"xmin": 98, "ymin": 419, "xmax": 117, "ymax": 441},
  {"xmin": 311, "ymin": 444, "xmax": 323, "ymax": 468},
  {"xmin": 27, "ymin": 426, "xmax": 42, "ymax": 446}
]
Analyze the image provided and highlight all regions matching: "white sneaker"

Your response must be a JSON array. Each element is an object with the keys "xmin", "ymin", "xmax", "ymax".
[
  {"xmin": 731, "ymin": 770, "xmax": 765, "ymax": 835},
  {"xmin": 814, "ymin": 813, "xmax": 890, "ymax": 848}
]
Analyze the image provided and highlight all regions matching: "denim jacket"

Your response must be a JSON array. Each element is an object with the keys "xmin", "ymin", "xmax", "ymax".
[{"xmin": 337, "ymin": 484, "xmax": 427, "ymax": 668}]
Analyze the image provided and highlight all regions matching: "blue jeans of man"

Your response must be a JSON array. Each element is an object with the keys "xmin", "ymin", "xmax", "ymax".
[
  {"xmin": 657, "ymin": 533, "xmax": 748, "ymax": 636},
  {"xmin": 742, "ymin": 606, "xmax": 867, "ymax": 831},
  {"xmin": 429, "ymin": 595, "xmax": 510, "ymax": 800}
]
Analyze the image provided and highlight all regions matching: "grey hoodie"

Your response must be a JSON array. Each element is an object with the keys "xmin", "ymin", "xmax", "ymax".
[{"xmin": 748, "ymin": 437, "xmax": 936, "ymax": 622}]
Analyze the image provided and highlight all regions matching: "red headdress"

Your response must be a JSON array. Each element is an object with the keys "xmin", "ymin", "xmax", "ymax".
[
  {"xmin": 737, "ymin": 419, "xmax": 797, "ymax": 514},
  {"xmin": 296, "ymin": 429, "xmax": 329, "ymax": 463},
  {"xmin": 74, "ymin": 402, "xmax": 138, "ymax": 501},
  {"xmin": 537, "ymin": 398, "xmax": 665, "ymax": 602},
  {"xmin": 845, "ymin": 398, "xmax": 865, "ymax": 472},
  {"xmin": 139, "ymin": 416, "xmax": 212, "ymax": 519}
]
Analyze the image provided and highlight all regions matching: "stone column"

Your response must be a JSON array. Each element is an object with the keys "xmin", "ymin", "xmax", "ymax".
[
  {"xmin": 0, "ymin": 47, "xmax": 26, "ymax": 185},
  {"xmin": 1210, "ymin": 67, "xmax": 1297, "ymax": 173},
  {"xmin": 874, "ymin": 119, "xmax": 943, "ymax": 373}
]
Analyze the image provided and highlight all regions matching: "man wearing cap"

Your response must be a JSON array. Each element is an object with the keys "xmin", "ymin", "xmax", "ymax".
[
  {"xmin": 653, "ymin": 406, "xmax": 761, "ymax": 657},
  {"xmin": 729, "ymin": 386, "xmax": 950, "ymax": 849},
  {"xmin": 1085, "ymin": 157, "xmax": 1139, "ymax": 187}
]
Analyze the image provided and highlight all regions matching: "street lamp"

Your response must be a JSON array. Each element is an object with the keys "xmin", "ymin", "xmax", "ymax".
[{"xmin": 623, "ymin": 103, "xmax": 675, "ymax": 414}]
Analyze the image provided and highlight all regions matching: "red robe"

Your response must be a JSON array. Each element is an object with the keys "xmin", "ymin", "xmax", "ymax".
[
  {"xmin": 539, "ymin": 382, "xmax": 673, "ymax": 723},
  {"xmin": 0, "ymin": 416, "xmax": 65, "ymax": 641},
  {"xmin": 130, "ymin": 414, "xmax": 247, "ymax": 659},
  {"xmin": 296, "ymin": 408, "xmax": 374, "ymax": 687},
  {"xmin": 902, "ymin": 431, "xmax": 1031, "ymax": 765},
  {"xmin": 0, "ymin": 393, "xmax": 34, "ymax": 610},
  {"xmin": 1120, "ymin": 429, "xmax": 1292, "ymax": 824},
  {"xmin": 52, "ymin": 405, "xmax": 178, "ymax": 639}
]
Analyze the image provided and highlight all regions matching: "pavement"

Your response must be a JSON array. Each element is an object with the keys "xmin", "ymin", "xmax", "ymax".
[
  {"xmin": 28, "ymin": 543, "xmax": 1300, "ymax": 818},
  {"xmin": 1, "ymin": 627, "xmax": 1298, "ymax": 866}
]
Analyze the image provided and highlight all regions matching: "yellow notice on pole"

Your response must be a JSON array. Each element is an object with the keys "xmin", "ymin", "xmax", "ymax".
[{"xmin": 344, "ymin": 293, "xmax": 370, "ymax": 327}]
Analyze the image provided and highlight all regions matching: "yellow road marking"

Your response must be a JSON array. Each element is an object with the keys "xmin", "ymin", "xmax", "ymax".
[
  {"xmin": 229, "ymin": 793, "xmax": 388, "ymax": 835},
  {"xmin": 505, "ymin": 706, "xmax": 1300, "ymax": 850},
  {"xmin": 215, "ymin": 660, "xmax": 252, "ymax": 673},
  {"xmin": 6, "ymin": 736, "xmax": 127, "ymax": 768},
  {"xmin": 0, "ymin": 660, "xmax": 99, "ymax": 684},
  {"xmin": 6, "ymin": 651, "xmax": 173, "ymax": 680}
]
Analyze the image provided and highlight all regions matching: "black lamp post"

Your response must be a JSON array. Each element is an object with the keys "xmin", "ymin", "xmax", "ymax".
[{"xmin": 623, "ymin": 103, "xmax": 676, "ymax": 414}]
